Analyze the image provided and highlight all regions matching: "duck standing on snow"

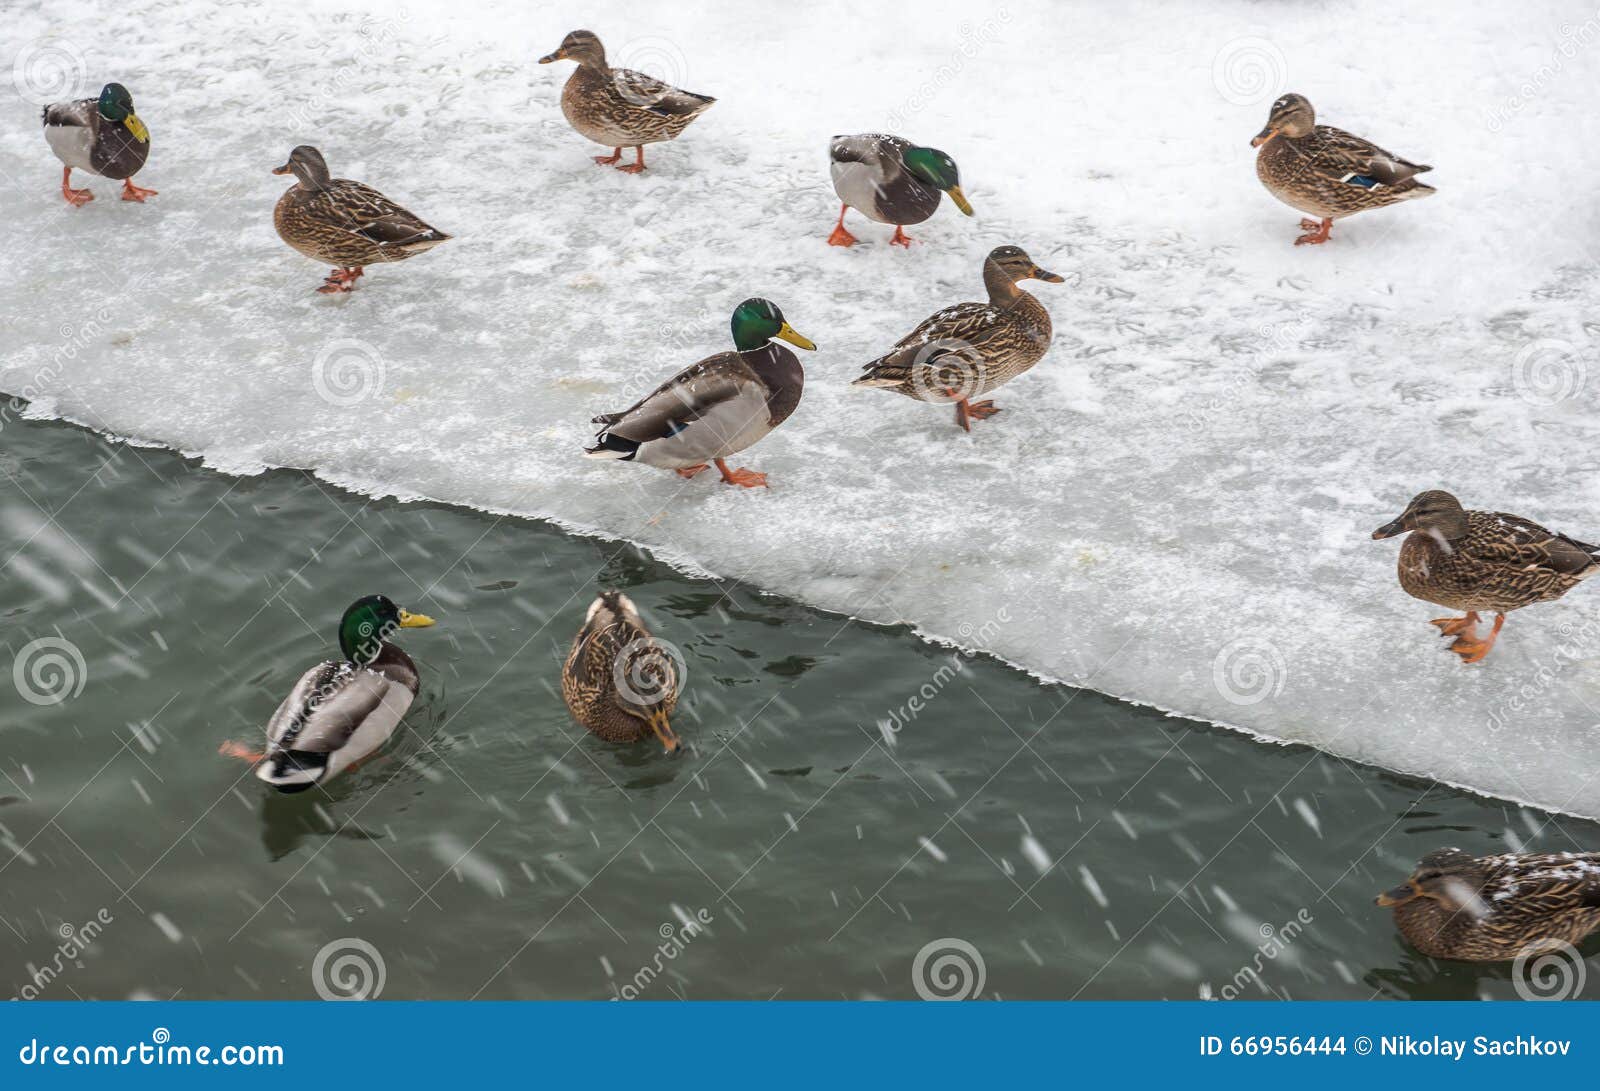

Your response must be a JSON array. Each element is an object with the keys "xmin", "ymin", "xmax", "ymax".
[
  {"xmin": 854, "ymin": 245, "xmax": 1063, "ymax": 431},
  {"xmin": 1377, "ymin": 848, "xmax": 1600, "ymax": 961},
  {"xmin": 251, "ymin": 595, "xmax": 436, "ymax": 793},
  {"xmin": 1372, "ymin": 490, "xmax": 1600, "ymax": 663},
  {"xmin": 827, "ymin": 134, "xmax": 973, "ymax": 248},
  {"xmin": 1251, "ymin": 93, "xmax": 1435, "ymax": 246},
  {"xmin": 272, "ymin": 145, "xmax": 451, "ymax": 294},
  {"xmin": 585, "ymin": 298, "xmax": 816, "ymax": 488},
  {"xmin": 42, "ymin": 82, "xmax": 156, "ymax": 207},
  {"xmin": 563, "ymin": 592, "xmax": 683, "ymax": 753},
  {"xmin": 538, "ymin": 29, "xmax": 715, "ymax": 173}
]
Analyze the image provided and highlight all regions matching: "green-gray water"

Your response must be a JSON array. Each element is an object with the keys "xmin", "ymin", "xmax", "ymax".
[{"xmin": 4, "ymin": 415, "xmax": 1598, "ymax": 1000}]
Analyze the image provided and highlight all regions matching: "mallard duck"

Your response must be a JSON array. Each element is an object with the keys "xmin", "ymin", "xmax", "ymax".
[
  {"xmin": 563, "ymin": 591, "xmax": 682, "ymax": 753},
  {"xmin": 585, "ymin": 298, "xmax": 816, "ymax": 488},
  {"xmin": 854, "ymin": 245, "xmax": 1063, "ymax": 431},
  {"xmin": 1252, "ymin": 93, "xmax": 1435, "ymax": 245},
  {"xmin": 827, "ymin": 134, "xmax": 973, "ymax": 248},
  {"xmin": 254, "ymin": 595, "xmax": 435, "ymax": 793},
  {"xmin": 1372, "ymin": 490, "xmax": 1600, "ymax": 663},
  {"xmin": 42, "ymin": 82, "xmax": 156, "ymax": 206},
  {"xmin": 1377, "ymin": 848, "xmax": 1600, "ymax": 961},
  {"xmin": 538, "ymin": 30, "xmax": 715, "ymax": 173},
  {"xmin": 271, "ymin": 146, "xmax": 451, "ymax": 294}
]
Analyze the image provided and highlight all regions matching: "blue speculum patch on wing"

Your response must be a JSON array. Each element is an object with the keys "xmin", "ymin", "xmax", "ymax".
[{"xmin": 1340, "ymin": 173, "xmax": 1383, "ymax": 189}]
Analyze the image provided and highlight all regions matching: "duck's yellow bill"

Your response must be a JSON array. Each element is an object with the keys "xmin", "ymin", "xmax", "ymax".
[
  {"xmin": 398, "ymin": 610, "xmax": 436, "ymax": 628},
  {"xmin": 124, "ymin": 114, "xmax": 149, "ymax": 143},
  {"xmin": 776, "ymin": 323, "xmax": 816, "ymax": 351},
  {"xmin": 946, "ymin": 185, "xmax": 974, "ymax": 216},
  {"xmin": 648, "ymin": 708, "xmax": 681, "ymax": 753}
]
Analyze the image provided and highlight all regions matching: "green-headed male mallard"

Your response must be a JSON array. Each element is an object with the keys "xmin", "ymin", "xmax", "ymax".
[
  {"xmin": 1372, "ymin": 490, "xmax": 1600, "ymax": 663},
  {"xmin": 563, "ymin": 591, "xmax": 682, "ymax": 753},
  {"xmin": 253, "ymin": 595, "xmax": 435, "ymax": 793},
  {"xmin": 854, "ymin": 245, "xmax": 1063, "ymax": 431},
  {"xmin": 272, "ymin": 145, "xmax": 452, "ymax": 294},
  {"xmin": 1252, "ymin": 93, "xmax": 1435, "ymax": 245},
  {"xmin": 1377, "ymin": 848, "xmax": 1600, "ymax": 961},
  {"xmin": 585, "ymin": 298, "xmax": 816, "ymax": 488},
  {"xmin": 42, "ymin": 82, "xmax": 156, "ymax": 206},
  {"xmin": 827, "ymin": 133, "xmax": 973, "ymax": 248},
  {"xmin": 538, "ymin": 30, "xmax": 715, "ymax": 173}
]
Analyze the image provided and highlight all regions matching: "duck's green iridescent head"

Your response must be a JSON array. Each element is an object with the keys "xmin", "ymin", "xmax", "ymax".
[
  {"xmin": 730, "ymin": 298, "xmax": 817, "ymax": 353},
  {"xmin": 902, "ymin": 146, "xmax": 973, "ymax": 215},
  {"xmin": 338, "ymin": 594, "xmax": 435, "ymax": 665},
  {"xmin": 97, "ymin": 83, "xmax": 148, "ymax": 143}
]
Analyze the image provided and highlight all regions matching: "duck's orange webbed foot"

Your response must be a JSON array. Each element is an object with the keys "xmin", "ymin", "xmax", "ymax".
[
  {"xmin": 827, "ymin": 205, "xmax": 857, "ymax": 247},
  {"xmin": 316, "ymin": 267, "xmax": 363, "ymax": 294},
  {"xmin": 1430, "ymin": 612, "xmax": 1480, "ymax": 638},
  {"xmin": 965, "ymin": 399, "xmax": 1000, "ymax": 421},
  {"xmin": 714, "ymin": 458, "xmax": 767, "ymax": 489},
  {"xmin": 616, "ymin": 148, "xmax": 647, "ymax": 174},
  {"xmin": 1445, "ymin": 613, "xmax": 1505, "ymax": 664},
  {"xmin": 61, "ymin": 167, "xmax": 93, "ymax": 207},
  {"xmin": 120, "ymin": 178, "xmax": 158, "ymax": 202},
  {"xmin": 674, "ymin": 464, "xmax": 710, "ymax": 479},
  {"xmin": 592, "ymin": 147, "xmax": 623, "ymax": 166},
  {"xmin": 889, "ymin": 225, "xmax": 915, "ymax": 248},
  {"xmin": 218, "ymin": 740, "xmax": 265, "ymax": 763},
  {"xmin": 1294, "ymin": 217, "xmax": 1332, "ymax": 246}
]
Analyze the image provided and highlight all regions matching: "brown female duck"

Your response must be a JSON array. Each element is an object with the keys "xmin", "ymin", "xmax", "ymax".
[
  {"xmin": 1372, "ymin": 490, "xmax": 1600, "ymax": 663},
  {"xmin": 272, "ymin": 146, "xmax": 451, "ymax": 294},
  {"xmin": 538, "ymin": 30, "xmax": 715, "ymax": 173},
  {"xmin": 1252, "ymin": 93, "xmax": 1435, "ymax": 245},
  {"xmin": 562, "ymin": 592, "xmax": 682, "ymax": 753},
  {"xmin": 1377, "ymin": 848, "xmax": 1600, "ymax": 961},
  {"xmin": 42, "ymin": 82, "xmax": 156, "ymax": 206},
  {"xmin": 854, "ymin": 245, "xmax": 1063, "ymax": 431}
]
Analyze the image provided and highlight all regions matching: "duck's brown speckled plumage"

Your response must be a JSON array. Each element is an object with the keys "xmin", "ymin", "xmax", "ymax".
[
  {"xmin": 1252, "ymin": 93, "xmax": 1434, "ymax": 242},
  {"xmin": 272, "ymin": 146, "xmax": 450, "ymax": 280},
  {"xmin": 540, "ymin": 30, "xmax": 714, "ymax": 156},
  {"xmin": 1379, "ymin": 848, "xmax": 1600, "ymax": 962},
  {"xmin": 562, "ymin": 592, "xmax": 682, "ymax": 751},
  {"xmin": 854, "ymin": 246, "xmax": 1063, "ymax": 428}
]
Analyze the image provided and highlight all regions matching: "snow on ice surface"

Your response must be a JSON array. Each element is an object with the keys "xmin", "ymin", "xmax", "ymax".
[{"xmin": 5, "ymin": 0, "xmax": 1600, "ymax": 813}]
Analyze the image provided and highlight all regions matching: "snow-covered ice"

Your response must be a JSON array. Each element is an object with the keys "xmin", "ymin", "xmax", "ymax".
[{"xmin": 5, "ymin": 1, "xmax": 1600, "ymax": 814}]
